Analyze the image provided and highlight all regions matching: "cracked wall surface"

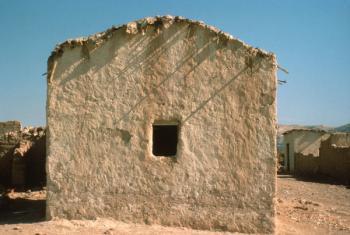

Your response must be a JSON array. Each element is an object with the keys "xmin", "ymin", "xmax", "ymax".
[{"xmin": 46, "ymin": 16, "xmax": 277, "ymax": 234}]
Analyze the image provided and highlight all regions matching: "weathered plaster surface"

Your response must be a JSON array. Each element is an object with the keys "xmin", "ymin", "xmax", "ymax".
[
  {"xmin": 46, "ymin": 16, "xmax": 277, "ymax": 234},
  {"xmin": 320, "ymin": 133, "xmax": 350, "ymax": 183}
]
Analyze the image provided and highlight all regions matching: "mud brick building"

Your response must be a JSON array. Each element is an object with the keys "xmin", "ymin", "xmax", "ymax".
[{"xmin": 46, "ymin": 16, "xmax": 277, "ymax": 233}]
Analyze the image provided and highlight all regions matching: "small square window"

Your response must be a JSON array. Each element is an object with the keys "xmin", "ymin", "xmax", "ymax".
[{"xmin": 152, "ymin": 123, "xmax": 178, "ymax": 156}]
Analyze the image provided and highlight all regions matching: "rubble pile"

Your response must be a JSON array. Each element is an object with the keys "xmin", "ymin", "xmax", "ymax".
[{"xmin": 0, "ymin": 122, "xmax": 46, "ymax": 189}]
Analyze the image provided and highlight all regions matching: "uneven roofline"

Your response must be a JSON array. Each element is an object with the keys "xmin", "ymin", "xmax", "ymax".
[
  {"xmin": 283, "ymin": 129, "xmax": 329, "ymax": 135},
  {"xmin": 47, "ymin": 15, "xmax": 276, "ymax": 81}
]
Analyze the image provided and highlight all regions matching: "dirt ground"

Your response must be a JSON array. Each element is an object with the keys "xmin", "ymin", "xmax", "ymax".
[
  {"xmin": 0, "ymin": 176, "xmax": 349, "ymax": 235},
  {"xmin": 276, "ymin": 175, "xmax": 350, "ymax": 235}
]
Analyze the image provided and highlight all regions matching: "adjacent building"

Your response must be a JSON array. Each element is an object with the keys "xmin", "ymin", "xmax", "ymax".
[
  {"xmin": 283, "ymin": 129, "xmax": 329, "ymax": 173},
  {"xmin": 283, "ymin": 129, "xmax": 350, "ymax": 183}
]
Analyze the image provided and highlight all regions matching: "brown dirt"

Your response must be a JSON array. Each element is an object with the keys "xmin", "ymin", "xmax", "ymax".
[
  {"xmin": 276, "ymin": 175, "xmax": 350, "ymax": 235},
  {"xmin": 0, "ymin": 176, "xmax": 349, "ymax": 235}
]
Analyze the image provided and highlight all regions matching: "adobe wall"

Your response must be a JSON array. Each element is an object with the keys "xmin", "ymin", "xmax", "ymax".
[
  {"xmin": 294, "ymin": 153, "xmax": 320, "ymax": 176},
  {"xmin": 326, "ymin": 132, "xmax": 350, "ymax": 147},
  {"xmin": 319, "ymin": 133, "xmax": 350, "ymax": 184},
  {"xmin": 46, "ymin": 16, "xmax": 277, "ymax": 233}
]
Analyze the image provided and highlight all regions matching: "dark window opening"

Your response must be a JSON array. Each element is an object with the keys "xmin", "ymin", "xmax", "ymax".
[{"xmin": 152, "ymin": 124, "xmax": 178, "ymax": 156}]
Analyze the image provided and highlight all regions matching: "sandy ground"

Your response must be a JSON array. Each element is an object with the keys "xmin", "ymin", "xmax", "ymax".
[
  {"xmin": 0, "ymin": 176, "xmax": 349, "ymax": 235},
  {"xmin": 276, "ymin": 175, "xmax": 350, "ymax": 235}
]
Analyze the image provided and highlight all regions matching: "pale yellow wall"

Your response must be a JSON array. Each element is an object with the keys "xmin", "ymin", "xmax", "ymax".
[
  {"xmin": 283, "ymin": 130, "xmax": 329, "ymax": 172},
  {"xmin": 46, "ymin": 16, "xmax": 277, "ymax": 234}
]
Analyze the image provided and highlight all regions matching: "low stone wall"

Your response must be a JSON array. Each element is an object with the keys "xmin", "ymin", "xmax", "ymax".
[
  {"xmin": 294, "ymin": 153, "xmax": 320, "ymax": 176},
  {"xmin": 319, "ymin": 136, "xmax": 350, "ymax": 184},
  {"xmin": 293, "ymin": 133, "xmax": 350, "ymax": 184}
]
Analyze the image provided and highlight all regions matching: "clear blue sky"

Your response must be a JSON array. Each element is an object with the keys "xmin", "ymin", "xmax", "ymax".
[{"xmin": 0, "ymin": 0, "xmax": 349, "ymax": 127}]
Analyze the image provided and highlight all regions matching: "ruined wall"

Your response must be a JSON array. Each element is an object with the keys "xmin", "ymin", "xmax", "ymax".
[
  {"xmin": 11, "ymin": 127, "xmax": 46, "ymax": 187},
  {"xmin": 294, "ymin": 153, "xmax": 320, "ymax": 176},
  {"xmin": 25, "ymin": 133, "xmax": 46, "ymax": 187},
  {"xmin": 0, "ymin": 122, "xmax": 46, "ymax": 188},
  {"xmin": 319, "ymin": 133, "xmax": 350, "ymax": 184},
  {"xmin": 47, "ymin": 16, "xmax": 277, "ymax": 234},
  {"xmin": 291, "ymin": 133, "xmax": 350, "ymax": 184},
  {"xmin": 326, "ymin": 132, "xmax": 350, "ymax": 147},
  {"xmin": 0, "ymin": 121, "xmax": 21, "ymax": 137},
  {"xmin": 0, "ymin": 128, "xmax": 19, "ymax": 186},
  {"xmin": 0, "ymin": 121, "xmax": 21, "ymax": 186}
]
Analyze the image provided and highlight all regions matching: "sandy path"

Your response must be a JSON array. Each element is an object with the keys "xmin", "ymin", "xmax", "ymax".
[{"xmin": 276, "ymin": 175, "xmax": 350, "ymax": 235}]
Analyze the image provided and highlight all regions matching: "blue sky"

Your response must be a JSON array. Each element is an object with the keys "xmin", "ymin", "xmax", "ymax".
[{"xmin": 0, "ymin": 0, "xmax": 349, "ymax": 127}]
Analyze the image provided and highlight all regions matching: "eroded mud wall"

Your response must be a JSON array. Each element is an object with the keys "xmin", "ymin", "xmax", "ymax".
[
  {"xmin": 294, "ymin": 153, "xmax": 320, "ymax": 176},
  {"xmin": 47, "ymin": 16, "xmax": 277, "ymax": 233},
  {"xmin": 319, "ymin": 134, "xmax": 350, "ymax": 183}
]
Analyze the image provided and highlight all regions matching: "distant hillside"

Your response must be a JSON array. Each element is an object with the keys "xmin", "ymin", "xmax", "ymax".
[
  {"xmin": 278, "ymin": 123, "xmax": 350, "ymax": 135},
  {"xmin": 277, "ymin": 124, "xmax": 333, "ymax": 135},
  {"xmin": 334, "ymin": 123, "xmax": 350, "ymax": 132}
]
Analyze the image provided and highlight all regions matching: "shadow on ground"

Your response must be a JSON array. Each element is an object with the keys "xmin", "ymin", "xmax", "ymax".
[
  {"xmin": 278, "ymin": 172, "xmax": 350, "ymax": 189},
  {"xmin": 0, "ymin": 196, "xmax": 45, "ymax": 224}
]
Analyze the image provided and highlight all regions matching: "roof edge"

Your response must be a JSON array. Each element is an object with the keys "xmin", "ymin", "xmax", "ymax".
[
  {"xmin": 47, "ymin": 15, "xmax": 276, "ymax": 81},
  {"xmin": 283, "ymin": 128, "xmax": 329, "ymax": 135}
]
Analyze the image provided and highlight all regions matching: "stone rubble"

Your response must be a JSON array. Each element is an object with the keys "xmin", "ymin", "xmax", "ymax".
[{"xmin": 0, "ymin": 122, "xmax": 46, "ymax": 188}]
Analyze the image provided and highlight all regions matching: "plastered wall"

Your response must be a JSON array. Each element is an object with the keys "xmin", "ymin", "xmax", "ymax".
[{"xmin": 46, "ymin": 16, "xmax": 277, "ymax": 234}]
